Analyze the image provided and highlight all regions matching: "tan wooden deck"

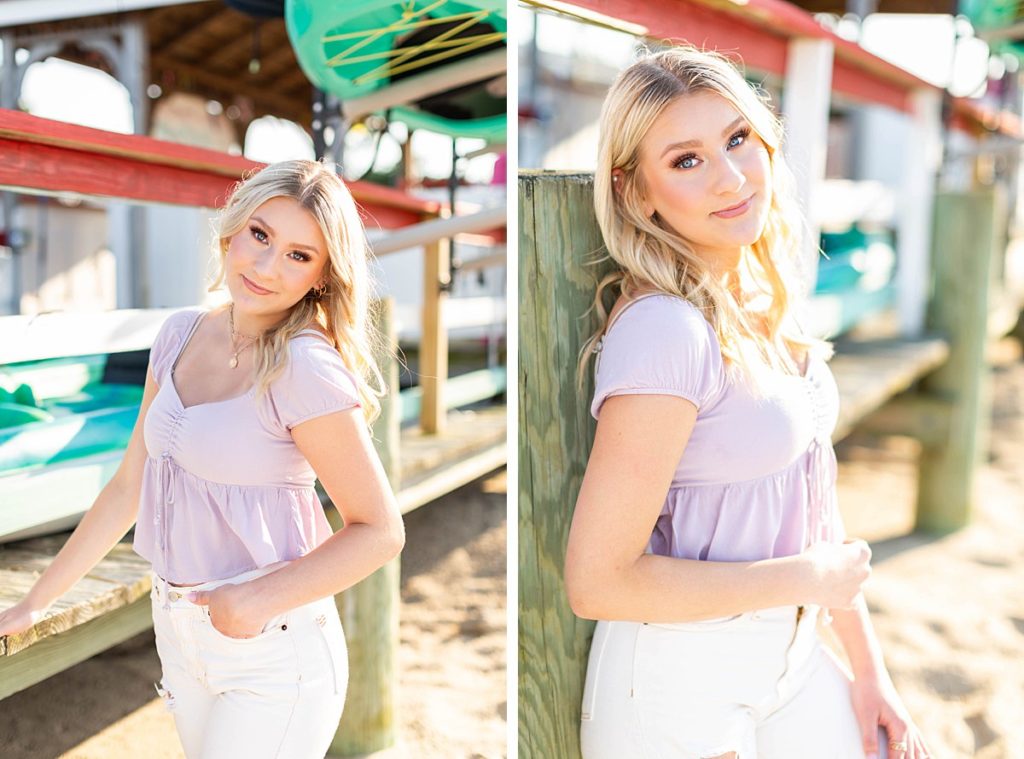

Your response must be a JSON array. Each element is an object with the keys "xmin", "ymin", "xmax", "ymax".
[{"xmin": 0, "ymin": 402, "xmax": 506, "ymax": 699}]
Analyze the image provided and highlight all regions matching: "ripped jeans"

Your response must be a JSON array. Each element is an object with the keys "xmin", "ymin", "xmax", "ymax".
[
  {"xmin": 580, "ymin": 604, "xmax": 866, "ymax": 759},
  {"xmin": 149, "ymin": 562, "xmax": 348, "ymax": 759}
]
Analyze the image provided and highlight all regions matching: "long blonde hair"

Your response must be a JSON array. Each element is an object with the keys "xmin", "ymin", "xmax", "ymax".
[
  {"xmin": 208, "ymin": 159, "xmax": 385, "ymax": 424},
  {"xmin": 579, "ymin": 44, "xmax": 833, "ymax": 395}
]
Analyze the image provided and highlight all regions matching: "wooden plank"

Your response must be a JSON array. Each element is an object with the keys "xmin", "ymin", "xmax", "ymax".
[
  {"xmin": 0, "ymin": 539, "xmax": 151, "ymax": 660},
  {"xmin": 0, "ymin": 593, "xmax": 152, "ymax": 700},
  {"xmin": 0, "ymin": 108, "xmax": 439, "ymax": 223},
  {"xmin": 398, "ymin": 442, "xmax": 506, "ymax": 514},
  {"xmin": 828, "ymin": 334, "xmax": 951, "ymax": 442},
  {"xmin": 519, "ymin": 172, "xmax": 608, "ymax": 759},
  {"xmin": 399, "ymin": 405, "xmax": 506, "ymax": 484}
]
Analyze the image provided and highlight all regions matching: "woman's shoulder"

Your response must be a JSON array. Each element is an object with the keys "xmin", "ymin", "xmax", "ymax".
[{"xmin": 605, "ymin": 292, "xmax": 711, "ymax": 342}]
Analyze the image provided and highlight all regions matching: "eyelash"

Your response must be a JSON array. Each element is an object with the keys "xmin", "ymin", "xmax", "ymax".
[
  {"xmin": 671, "ymin": 127, "xmax": 752, "ymax": 170},
  {"xmin": 249, "ymin": 225, "xmax": 312, "ymax": 262}
]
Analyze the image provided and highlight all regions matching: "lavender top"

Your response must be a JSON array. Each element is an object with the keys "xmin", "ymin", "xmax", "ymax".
[
  {"xmin": 133, "ymin": 306, "xmax": 361, "ymax": 587},
  {"xmin": 591, "ymin": 294, "xmax": 846, "ymax": 564}
]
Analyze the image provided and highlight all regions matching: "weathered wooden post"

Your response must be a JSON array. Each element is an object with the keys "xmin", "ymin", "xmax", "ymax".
[
  {"xmin": 915, "ymin": 189, "xmax": 1001, "ymax": 532},
  {"xmin": 327, "ymin": 296, "xmax": 401, "ymax": 756},
  {"xmin": 519, "ymin": 171, "xmax": 612, "ymax": 759},
  {"xmin": 421, "ymin": 227, "xmax": 450, "ymax": 435}
]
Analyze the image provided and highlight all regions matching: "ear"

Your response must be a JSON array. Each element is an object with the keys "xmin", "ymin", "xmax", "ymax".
[{"xmin": 611, "ymin": 168, "xmax": 625, "ymax": 195}]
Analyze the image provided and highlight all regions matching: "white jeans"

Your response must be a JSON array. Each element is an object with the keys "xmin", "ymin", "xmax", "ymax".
[
  {"xmin": 150, "ymin": 562, "xmax": 348, "ymax": 759},
  {"xmin": 580, "ymin": 604, "xmax": 866, "ymax": 759}
]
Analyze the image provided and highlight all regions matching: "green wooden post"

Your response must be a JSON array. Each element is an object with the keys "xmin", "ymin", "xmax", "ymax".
[
  {"xmin": 519, "ymin": 172, "xmax": 613, "ymax": 759},
  {"xmin": 326, "ymin": 297, "xmax": 401, "ymax": 756},
  {"xmin": 915, "ymin": 189, "xmax": 1001, "ymax": 532}
]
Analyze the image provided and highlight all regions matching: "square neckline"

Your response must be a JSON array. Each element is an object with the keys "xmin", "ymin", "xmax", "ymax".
[{"xmin": 166, "ymin": 307, "xmax": 326, "ymax": 411}]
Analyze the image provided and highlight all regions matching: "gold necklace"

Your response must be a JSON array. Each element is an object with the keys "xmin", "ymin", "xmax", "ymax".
[{"xmin": 227, "ymin": 303, "xmax": 259, "ymax": 369}]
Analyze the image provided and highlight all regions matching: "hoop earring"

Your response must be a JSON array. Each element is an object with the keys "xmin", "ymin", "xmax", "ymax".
[{"xmin": 309, "ymin": 282, "xmax": 328, "ymax": 298}]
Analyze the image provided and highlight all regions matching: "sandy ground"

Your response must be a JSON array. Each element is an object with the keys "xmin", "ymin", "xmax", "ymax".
[
  {"xmin": 831, "ymin": 335, "xmax": 1024, "ymax": 759},
  {"xmin": 0, "ymin": 469, "xmax": 507, "ymax": 759}
]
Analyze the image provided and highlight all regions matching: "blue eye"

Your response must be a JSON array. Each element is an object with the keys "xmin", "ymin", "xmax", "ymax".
[
  {"xmin": 250, "ymin": 225, "xmax": 268, "ymax": 242},
  {"xmin": 288, "ymin": 251, "xmax": 312, "ymax": 262},
  {"xmin": 671, "ymin": 127, "xmax": 752, "ymax": 170}
]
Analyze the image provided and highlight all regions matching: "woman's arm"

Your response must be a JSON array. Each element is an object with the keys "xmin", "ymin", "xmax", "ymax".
[
  {"xmin": 0, "ymin": 365, "xmax": 158, "ymax": 634},
  {"xmin": 831, "ymin": 596, "xmax": 934, "ymax": 758},
  {"xmin": 565, "ymin": 393, "xmax": 871, "ymax": 622},
  {"xmin": 215, "ymin": 407, "xmax": 405, "ymax": 625}
]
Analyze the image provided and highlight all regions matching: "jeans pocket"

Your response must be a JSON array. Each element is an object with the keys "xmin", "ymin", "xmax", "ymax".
[{"xmin": 202, "ymin": 606, "xmax": 291, "ymax": 643}]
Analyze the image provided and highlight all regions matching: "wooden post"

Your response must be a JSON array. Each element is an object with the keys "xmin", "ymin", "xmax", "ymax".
[
  {"xmin": 519, "ymin": 172, "xmax": 611, "ymax": 759},
  {"xmin": 896, "ymin": 88, "xmax": 942, "ymax": 338},
  {"xmin": 915, "ymin": 190, "xmax": 1000, "ymax": 532},
  {"xmin": 420, "ymin": 228, "xmax": 450, "ymax": 435},
  {"xmin": 327, "ymin": 297, "xmax": 401, "ymax": 756},
  {"xmin": 781, "ymin": 37, "xmax": 833, "ymax": 302}
]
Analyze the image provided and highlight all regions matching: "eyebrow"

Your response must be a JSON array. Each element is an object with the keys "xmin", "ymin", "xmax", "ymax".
[
  {"xmin": 659, "ymin": 116, "xmax": 748, "ymax": 158},
  {"xmin": 250, "ymin": 216, "xmax": 321, "ymax": 255}
]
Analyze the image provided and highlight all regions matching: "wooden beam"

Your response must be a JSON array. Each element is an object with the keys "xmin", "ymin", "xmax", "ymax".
[
  {"xmin": 151, "ymin": 5, "xmax": 234, "ymax": 60},
  {"xmin": 0, "ymin": 109, "xmax": 437, "ymax": 225},
  {"xmin": 150, "ymin": 54, "xmax": 310, "ymax": 124},
  {"xmin": 560, "ymin": 0, "xmax": 924, "ymax": 111},
  {"xmin": 0, "ymin": 134, "xmax": 245, "ymax": 207}
]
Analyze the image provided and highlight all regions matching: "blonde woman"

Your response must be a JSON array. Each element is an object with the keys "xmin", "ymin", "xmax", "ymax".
[
  {"xmin": 565, "ymin": 47, "xmax": 931, "ymax": 759},
  {"xmin": 0, "ymin": 159, "xmax": 404, "ymax": 758}
]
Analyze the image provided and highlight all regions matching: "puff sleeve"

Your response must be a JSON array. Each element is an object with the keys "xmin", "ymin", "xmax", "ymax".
[
  {"xmin": 590, "ymin": 296, "xmax": 725, "ymax": 420},
  {"xmin": 149, "ymin": 307, "xmax": 201, "ymax": 385},
  {"xmin": 270, "ymin": 337, "xmax": 362, "ymax": 430}
]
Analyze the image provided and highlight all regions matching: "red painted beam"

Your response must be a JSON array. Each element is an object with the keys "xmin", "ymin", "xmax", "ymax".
[
  {"xmin": 565, "ymin": 0, "xmax": 930, "ymax": 113},
  {"xmin": 0, "ymin": 109, "xmax": 440, "ymax": 228}
]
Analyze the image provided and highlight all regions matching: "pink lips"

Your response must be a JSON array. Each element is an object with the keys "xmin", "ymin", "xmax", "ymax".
[
  {"xmin": 242, "ymin": 275, "xmax": 273, "ymax": 295},
  {"xmin": 712, "ymin": 194, "xmax": 754, "ymax": 218}
]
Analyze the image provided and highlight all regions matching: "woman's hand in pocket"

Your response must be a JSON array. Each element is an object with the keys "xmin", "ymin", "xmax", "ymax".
[{"xmin": 188, "ymin": 583, "xmax": 272, "ymax": 639}]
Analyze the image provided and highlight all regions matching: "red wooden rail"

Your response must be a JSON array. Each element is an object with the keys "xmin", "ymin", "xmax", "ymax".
[
  {"xmin": 0, "ymin": 109, "xmax": 441, "ymax": 227},
  {"xmin": 564, "ymin": 0, "xmax": 1024, "ymax": 135}
]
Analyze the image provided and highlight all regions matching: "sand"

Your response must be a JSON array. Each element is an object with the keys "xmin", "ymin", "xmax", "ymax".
[
  {"xmin": 0, "ymin": 469, "xmax": 507, "ymax": 759},
  {"xmin": 831, "ymin": 335, "xmax": 1024, "ymax": 759}
]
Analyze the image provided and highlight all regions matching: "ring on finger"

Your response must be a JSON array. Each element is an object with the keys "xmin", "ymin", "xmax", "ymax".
[{"xmin": 889, "ymin": 740, "xmax": 908, "ymax": 753}]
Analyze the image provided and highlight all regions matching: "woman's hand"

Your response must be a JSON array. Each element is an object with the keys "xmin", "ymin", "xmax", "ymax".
[
  {"xmin": 188, "ymin": 583, "xmax": 273, "ymax": 639},
  {"xmin": 801, "ymin": 538, "xmax": 873, "ymax": 609},
  {"xmin": 850, "ymin": 672, "xmax": 932, "ymax": 759},
  {"xmin": 0, "ymin": 598, "xmax": 52, "ymax": 638}
]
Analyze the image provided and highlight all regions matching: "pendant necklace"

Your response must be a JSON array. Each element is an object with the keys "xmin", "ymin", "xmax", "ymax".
[{"xmin": 227, "ymin": 303, "xmax": 259, "ymax": 369}]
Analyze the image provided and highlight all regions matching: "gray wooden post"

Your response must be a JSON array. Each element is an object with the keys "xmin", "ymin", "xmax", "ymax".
[
  {"xmin": 519, "ymin": 171, "xmax": 611, "ymax": 759},
  {"xmin": 326, "ymin": 297, "xmax": 401, "ymax": 755},
  {"xmin": 915, "ymin": 189, "xmax": 1001, "ymax": 532}
]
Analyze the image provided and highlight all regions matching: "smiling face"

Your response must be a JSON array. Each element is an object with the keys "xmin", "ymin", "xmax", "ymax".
[
  {"xmin": 224, "ymin": 195, "xmax": 329, "ymax": 325},
  {"xmin": 634, "ymin": 90, "xmax": 772, "ymax": 274}
]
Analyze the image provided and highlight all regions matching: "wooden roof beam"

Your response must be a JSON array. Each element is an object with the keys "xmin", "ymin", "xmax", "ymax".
[{"xmin": 151, "ymin": 5, "xmax": 235, "ymax": 60}]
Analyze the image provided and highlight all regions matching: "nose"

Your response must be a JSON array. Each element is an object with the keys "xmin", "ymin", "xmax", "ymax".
[
  {"xmin": 713, "ymin": 153, "xmax": 746, "ymax": 196},
  {"xmin": 251, "ymin": 244, "xmax": 279, "ymax": 281}
]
